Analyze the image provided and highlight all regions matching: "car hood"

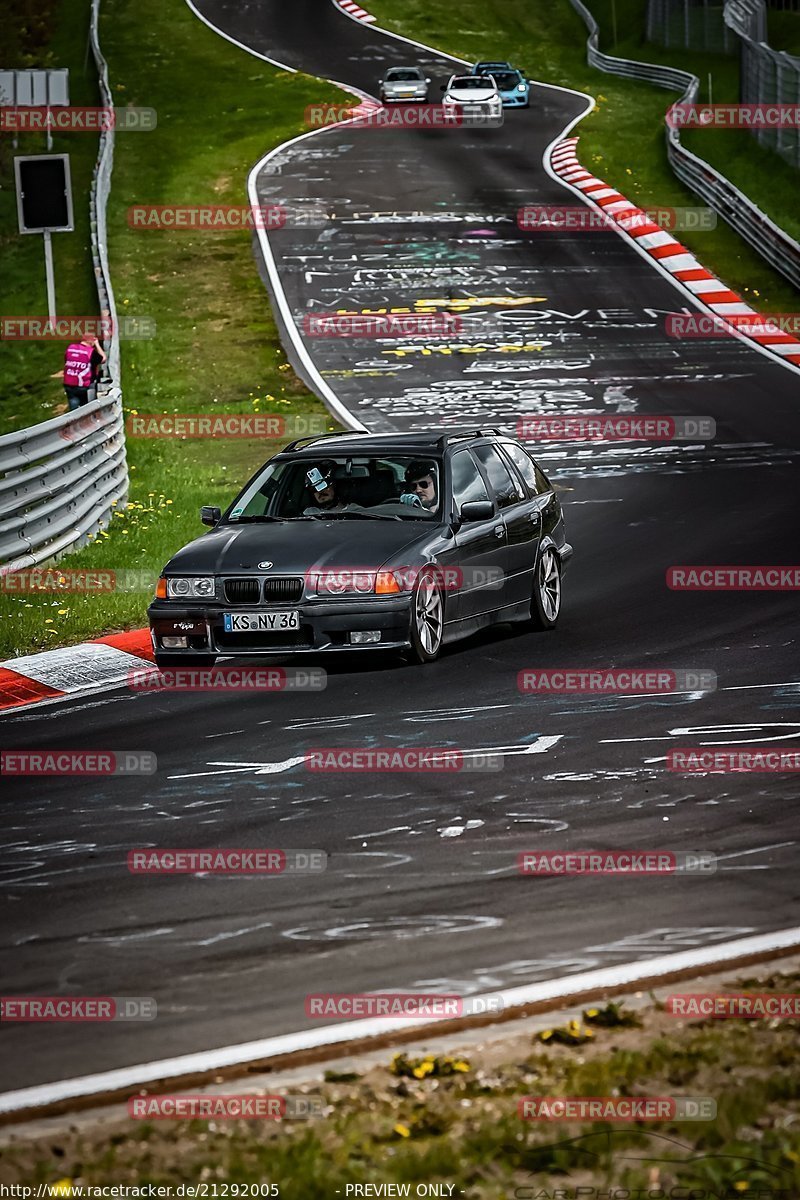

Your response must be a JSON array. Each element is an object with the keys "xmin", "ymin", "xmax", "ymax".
[
  {"xmin": 447, "ymin": 87, "xmax": 499, "ymax": 102},
  {"xmin": 162, "ymin": 520, "xmax": 433, "ymax": 575}
]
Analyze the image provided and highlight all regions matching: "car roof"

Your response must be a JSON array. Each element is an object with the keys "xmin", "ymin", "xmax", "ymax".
[
  {"xmin": 385, "ymin": 65, "xmax": 423, "ymax": 73},
  {"xmin": 279, "ymin": 429, "xmax": 509, "ymax": 457}
]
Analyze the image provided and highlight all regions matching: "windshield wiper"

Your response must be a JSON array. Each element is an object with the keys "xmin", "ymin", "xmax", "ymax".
[
  {"xmin": 309, "ymin": 511, "xmax": 404, "ymax": 521},
  {"xmin": 228, "ymin": 515, "xmax": 283, "ymax": 523}
]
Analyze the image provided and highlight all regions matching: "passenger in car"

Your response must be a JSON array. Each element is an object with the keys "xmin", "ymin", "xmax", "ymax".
[{"xmin": 304, "ymin": 463, "xmax": 346, "ymax": 513}]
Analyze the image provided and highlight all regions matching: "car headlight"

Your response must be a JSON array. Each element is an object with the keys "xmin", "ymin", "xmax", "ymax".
[
  {"xmin": 311, "ymin": 570, "xmax": 377, "ymax": 595},
  {"xmin": 166, "ymin": 576, "xmax": 215, "ymax": 599},
  {"xmin": 518, "ymin": 83, "xmax": 527, "ymax": 91},
  {"xmin": 443, "ymin": 94, "xmax": 456, "ymax": 103}
]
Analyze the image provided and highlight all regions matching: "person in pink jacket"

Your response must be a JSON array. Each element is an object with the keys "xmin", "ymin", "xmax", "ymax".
[{"xmin": 63, "ymin": 335, "xmax": 107, "ymax": 410}]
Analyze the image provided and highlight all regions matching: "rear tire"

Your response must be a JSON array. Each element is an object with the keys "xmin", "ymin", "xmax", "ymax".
[
  {"xmin": 406, "ymin": 569, "xmax": 444, "ymax": 664},
  {"xmin": 529, "ymin": 546, "xmax": 561, "ymax": 630}
]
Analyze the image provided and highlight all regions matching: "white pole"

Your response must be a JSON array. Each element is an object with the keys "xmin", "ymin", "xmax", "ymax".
[{"xmin": 43, "ymin": 230, "xmax": 56, "ymax": 326}]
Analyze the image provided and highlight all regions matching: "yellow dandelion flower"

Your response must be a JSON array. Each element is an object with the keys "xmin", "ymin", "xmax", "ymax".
[{"xmin": 394, "ymin": 1124, "xmax": 411, "ymax": 1138}]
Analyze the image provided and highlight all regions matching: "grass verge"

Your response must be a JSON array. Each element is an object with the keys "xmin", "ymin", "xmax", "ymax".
[
  {"xmin": 365, "ymin": 0, "xmax": 800, "ymax": 309},
  {"xmin": 2, "ymin": 968, "xmax": 799, "ymax": 1195},
  {"xmin": 0, "ymin": 0, "xmax": 348, "ymax": 660},
  {"xmin": 0, "ymin": 0, "xmax": 101, "ymax": 433}
]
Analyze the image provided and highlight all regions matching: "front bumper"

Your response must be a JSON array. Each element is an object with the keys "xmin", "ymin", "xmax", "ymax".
[
  {"xmin": 500, "ymin": 91, "xmax": 529, "ymax": 106},
  {"xmin": 148, "ymin": 596, "xmax": 414, "ymax": 658}
]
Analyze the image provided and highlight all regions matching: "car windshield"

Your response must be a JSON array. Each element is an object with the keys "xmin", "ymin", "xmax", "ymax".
[
  {"xmin": 451, "ymin": 77, "xmax": 494, "ymax": 89},
  {"xmin": 489, "ymin": 71, "xmax": 520, "ymax": 89},
  {"xmin": 386, "ymin": 69, "xmax": 422, "ymax": 81},
  {"xmin": 226, "ymin": 455, "xmax": 444, "ymax": 521}
]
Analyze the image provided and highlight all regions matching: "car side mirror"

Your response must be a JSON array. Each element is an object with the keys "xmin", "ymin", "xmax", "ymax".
[
  {"xmin": 200, "ymin": 505, "xmax": 221, "ymax": 527},
  {"xmin": 440, "ymin": 83, "xmax": 447, "ymax": 91},
  {"xmin": 426, "ymin": 77, "xmax": 431, "ymax": 84},
  {"xmin": 459, "ymin": 500, "xmax": 494, "ymax": 522}
]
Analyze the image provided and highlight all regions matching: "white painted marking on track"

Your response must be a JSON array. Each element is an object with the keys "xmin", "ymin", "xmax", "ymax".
[{"xmin": 4, "ymin": 926, "xmax": 799, "ymax": 1115}]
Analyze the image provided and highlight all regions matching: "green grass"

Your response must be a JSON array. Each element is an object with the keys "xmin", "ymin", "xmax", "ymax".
[
  {"xmin": 0, "ymin": 0, "xmax": 101, "ymax": 433},
  {"xmin": 365, "ymin": 0, "xmax": 800, "ymax": 308},
  {"xmin": 768, "ymin": 9, "xmax": 800, "ymax": 54},
  {"xmin": 0, "ymin": 0, "xmax": 349, "ymax": 660},
  {"xmin": 5, "ymin": 973, "xmax": 800, "ymax": 1195}
]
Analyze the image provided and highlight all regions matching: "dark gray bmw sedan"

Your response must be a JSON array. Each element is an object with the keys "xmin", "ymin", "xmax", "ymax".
[{"xmin": 148, "ymin": 429, "xmax": 572, "ymax": 666}]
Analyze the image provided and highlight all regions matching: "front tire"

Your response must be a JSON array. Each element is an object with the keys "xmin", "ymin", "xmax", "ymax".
[
  {"xmin": 530, "ymin": 546, "xmax": 561, "ymax": 630},
  {"xmin": 407, "ymin": 569, "xmax": 444, "ymax": 663}
]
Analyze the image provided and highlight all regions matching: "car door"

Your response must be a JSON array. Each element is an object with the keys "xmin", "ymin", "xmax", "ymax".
[
  {"xmin": 472, "ymin": 442, "xmax": 540, "ymax": 608},
  {"xmin": 449, "ymin": 448, "xmax": 507, "ymax": 623}
]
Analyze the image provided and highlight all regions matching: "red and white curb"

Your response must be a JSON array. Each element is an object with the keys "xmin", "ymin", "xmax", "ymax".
[
  {"xmin": 549, "ymin": 137, "xmax": 800, "ymax": 369},
  {"xmin": 332, "ymin": 0, "xmax": 376, "ymax": 23},
  {"xmin": 0, "ymin": 628, "xmax": 153, "ymax": 712},
  {"xmin": 1, "ymin": 925, "xmax": 798, "ymax": 1118}
]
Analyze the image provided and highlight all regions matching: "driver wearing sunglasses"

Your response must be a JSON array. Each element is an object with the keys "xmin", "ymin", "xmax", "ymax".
[{"xmin": 402, "ymin": 461, "xmax": 439, "ymax": 513}]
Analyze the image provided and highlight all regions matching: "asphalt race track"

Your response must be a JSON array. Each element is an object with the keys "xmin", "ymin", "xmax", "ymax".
[{"xmin": 1, "ymin": 0, "xmax": 798, "ymax": 1094}]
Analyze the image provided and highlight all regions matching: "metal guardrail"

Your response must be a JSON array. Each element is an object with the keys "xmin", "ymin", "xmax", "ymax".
[
  {"xmin": 566, "ymin": 0, "xmax": 800, "ymax": 291},
  {"xmin": 0, "ymin": 0, "xmax": 128, "ymax": 571},
  {"xmin": 726, "ymin": 0, "xmax": 800, "ymax": 169},
  {"xmin": 0, "ymin": 392, "xmax": 127, "ymax": 572}
]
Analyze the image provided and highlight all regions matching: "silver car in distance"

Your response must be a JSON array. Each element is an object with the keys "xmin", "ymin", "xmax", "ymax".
[{"xmin": 379, "ymin": 66, "xmax": 430, "ymax": 103}]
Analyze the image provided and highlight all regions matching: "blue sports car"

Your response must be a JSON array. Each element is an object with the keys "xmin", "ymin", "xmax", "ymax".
[{"xmin": 472, "ymin": 61, "xmax": 530, "ymax": 108}]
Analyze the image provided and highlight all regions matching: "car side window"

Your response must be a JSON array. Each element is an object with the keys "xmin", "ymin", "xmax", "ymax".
[
  {"xmin": 534, "ymin": 464, "xmax": 552, "ymax": 495},
  {"xmin": 472, "ymin": 444, "xmax": 524, "ymax": 510},
  {"xmin": 499, "ymin": 443, "xmax": 539, "ymax": 495},
  {"xmin": 451, "ymin": 450, "xmax": 490, "ymax": 510}
]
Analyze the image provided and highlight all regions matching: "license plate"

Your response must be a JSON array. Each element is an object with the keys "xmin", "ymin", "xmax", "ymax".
[{"xmin": 223, "ymin": 611, "xmax": 300, "ymax": 633}]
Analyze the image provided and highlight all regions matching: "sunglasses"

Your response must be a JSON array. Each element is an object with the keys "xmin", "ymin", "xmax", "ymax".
[{"xmin": 410, "ymin": 478, "xmax": 433, "ymax": 489}]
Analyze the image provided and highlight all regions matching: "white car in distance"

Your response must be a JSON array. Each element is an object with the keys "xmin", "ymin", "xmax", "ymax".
[{"xmin": 440, "ymin": 74, "xmax": 504, "ymax": 127}]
